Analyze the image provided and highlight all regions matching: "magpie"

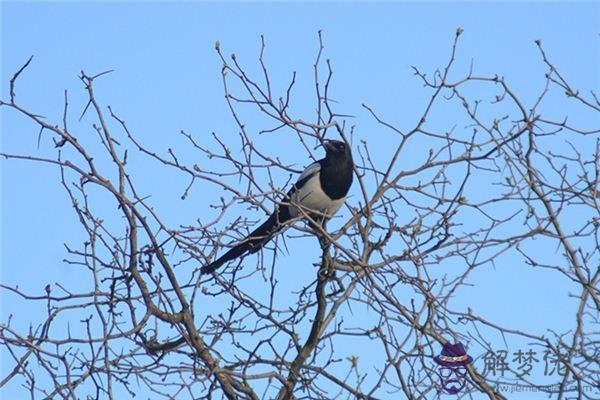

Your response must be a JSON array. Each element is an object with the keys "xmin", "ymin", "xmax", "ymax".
[{"xmin": 201, "ymin": 139, "xmax": 353, "ymax": 275}]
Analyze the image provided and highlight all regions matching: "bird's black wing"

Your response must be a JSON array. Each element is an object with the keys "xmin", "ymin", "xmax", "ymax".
[{"xmin": 286, "ymin": 162, "xmax": 321, "ymax": 197}]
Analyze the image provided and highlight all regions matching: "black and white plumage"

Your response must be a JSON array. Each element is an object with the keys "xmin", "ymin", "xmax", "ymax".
[{"xmin": 201, "ymin": 139, "xmax": 353, "ymax": 275}]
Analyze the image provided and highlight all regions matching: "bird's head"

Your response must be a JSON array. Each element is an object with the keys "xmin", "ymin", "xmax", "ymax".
[{"xmin": 323, "ymin": 139, "xmax": 349, "ymax": 156}]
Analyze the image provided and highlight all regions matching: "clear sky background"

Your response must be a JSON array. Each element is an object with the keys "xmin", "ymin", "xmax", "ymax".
[{"xmin": 2, "ymin": 1, "xmax": 599, "ymax": 399}]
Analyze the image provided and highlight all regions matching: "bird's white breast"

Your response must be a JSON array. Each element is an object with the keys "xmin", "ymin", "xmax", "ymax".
[{"xmin": 289, "ymin": 172, "xmax": 345, "ymax": 218}]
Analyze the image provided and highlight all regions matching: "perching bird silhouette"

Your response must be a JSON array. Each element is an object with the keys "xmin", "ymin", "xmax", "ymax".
[{"xmin": 201, "ymin": 139, "xmax": 353, "ymax": 275}]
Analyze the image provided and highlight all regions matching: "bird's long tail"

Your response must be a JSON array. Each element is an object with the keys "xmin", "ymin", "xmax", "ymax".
[{"xmin": 200, "ymin": 210, "xmax": 288, "ymax": 275}]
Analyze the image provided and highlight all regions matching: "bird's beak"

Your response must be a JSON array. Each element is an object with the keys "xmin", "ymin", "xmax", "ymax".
[{"xmin": 323, "ymin": 140, "xmax": 335, "ymax": 151}]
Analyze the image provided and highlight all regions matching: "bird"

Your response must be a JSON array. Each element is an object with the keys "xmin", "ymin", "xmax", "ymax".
[{"xmin": 201, "ymin": 139, "xmax": 353, "ymax": 275}]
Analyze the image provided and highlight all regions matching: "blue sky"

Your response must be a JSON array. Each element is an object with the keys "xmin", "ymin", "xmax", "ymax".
[{"xmin": 2, "ymin": 2, "xmax": 599, "ymax": 399}]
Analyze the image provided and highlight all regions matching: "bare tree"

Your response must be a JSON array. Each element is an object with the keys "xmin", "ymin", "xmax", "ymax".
[{"xmin": 1, "ymin": 30, "xmax": 598, "ymax": 400}]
